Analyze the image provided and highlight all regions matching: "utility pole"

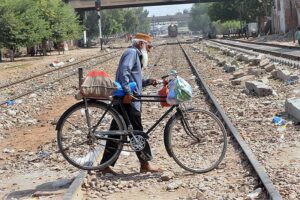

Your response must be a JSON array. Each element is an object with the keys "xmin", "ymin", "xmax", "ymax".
[
  {"xmin": 290, "ymin": 0, "xmax": 295, "ymax": 43},
  {"xmin": 95, "ymin": 0, "xmax": 103, "ymax": 50}
]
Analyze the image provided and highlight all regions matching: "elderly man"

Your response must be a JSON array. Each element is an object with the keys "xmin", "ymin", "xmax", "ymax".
[{"xmin": 100, "ymin": 33, "xmax": 161, "ymax": 174}]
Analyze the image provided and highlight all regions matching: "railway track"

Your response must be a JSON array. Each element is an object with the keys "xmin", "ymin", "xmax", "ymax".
[
  {"xmin": 61, "ymin": 40, "xmax": 282, "ymax": 199},
  {"xmin": 179, "ymin": 42, "xmax": 282, "ymax": 200},
  {"xmin": 0, "ymin": 50, "xmax": 121, "ymax": 106},
  {"xmin": 184, "ymin": 41, "xmax": 300, "ymax": 199},
  {"xmin": 211, "ymin": 39, "xmax": 300, "ymax": 64}
]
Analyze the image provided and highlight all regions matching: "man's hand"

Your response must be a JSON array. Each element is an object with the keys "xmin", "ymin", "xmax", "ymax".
[
  {"xmin": 149, "ymin": 79, "xmax": 158, "ymax": 87},
  {"xmin": 123, "ymin": 94, "xmax": 133, "ymax": 104}
]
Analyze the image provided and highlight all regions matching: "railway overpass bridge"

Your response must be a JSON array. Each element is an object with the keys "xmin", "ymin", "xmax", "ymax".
[{"xmin": 64, "ymin": 0, "xmax": 223, "ymax": 11}]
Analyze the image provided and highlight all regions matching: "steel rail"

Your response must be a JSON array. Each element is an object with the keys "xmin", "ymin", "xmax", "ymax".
[
  {"xmin": 0, "ymin": 51, "xmax": 118, "ymax": 90},
  {"xmin": 0, "ymin": 54, "xmax": 119, "ymax": 106},
  {"xmin": 228, "ymin": 38, "xmax": 300, "ymax": 50},
  {"xmin": 212, "ymin": 39, "xmax": 300, "ymax": 61},
  {"xmin": 178, "ymin": 42, "xmax": 282, "ymax": 200},
  {"xmin": 207, "ymin": 40, "xmax": 300, "ymax": 69}
]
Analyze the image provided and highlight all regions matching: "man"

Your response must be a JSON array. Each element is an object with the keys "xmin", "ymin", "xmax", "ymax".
[{"xmin": 100, "ymin": 33, "xmax": 162, "ymax": 174}]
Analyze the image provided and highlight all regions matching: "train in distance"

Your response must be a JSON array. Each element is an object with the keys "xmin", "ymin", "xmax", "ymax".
[{"xmin": 168, "ymin": 24, "xmax": 178, "ymax": 37}]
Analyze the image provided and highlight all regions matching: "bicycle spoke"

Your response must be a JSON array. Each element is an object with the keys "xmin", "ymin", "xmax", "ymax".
[{"xmin": 166, "ymin": 109, "xmax": 227, "ymax": 173}]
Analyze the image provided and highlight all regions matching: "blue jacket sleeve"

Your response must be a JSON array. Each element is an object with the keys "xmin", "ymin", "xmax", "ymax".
[{"xmin": 118, "ymin": 50, "xmax": 136, "ymax": 93}]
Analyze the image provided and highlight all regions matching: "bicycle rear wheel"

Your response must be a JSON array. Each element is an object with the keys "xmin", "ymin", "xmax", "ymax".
[
  {"xmin": 164, "ymin": 108, "xmax": 227, "ymax": 173},
  {"xmin": 56, "ymin": 100, "xmax": 126, "ymax": 170}
]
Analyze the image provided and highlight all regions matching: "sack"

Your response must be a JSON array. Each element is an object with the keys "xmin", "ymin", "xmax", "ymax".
[
  {"xmin": 158, "ymin": 85, "xmax": 171, "ymax": 107},
  {"xmin": 80, "ymin": 70, "xmax": 117, "ymax": 98},
  {"xmin": 174, "ymin": 76, "xmax": 193, "ymax": 102}
]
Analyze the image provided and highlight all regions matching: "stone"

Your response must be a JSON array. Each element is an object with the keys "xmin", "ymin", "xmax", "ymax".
[
  {"xmin": 3, "ymin": 148, "xmax": 15, "ymax": 154},
  {"xmin": 245, "ymin": 81, "xmax": 273, "ymax": 97},
  {"xmin": 264, "ymin": 63, "xmax": 275, "ymax": 72},
  {"xmin": 228, "ymin": 50, "xmax": 236, "ymax": 57},
  {"xmin": 232, "ymin": 71, "xmax": 245, "ymax": 79},
  {"xmin": 224, "ymin": 64, "xmax": 236, "ymax": 73},
  {"xmin": 231, "ymin": 75, "xmax": 255, "ymax": 86},
  {"xmin": 285, "ymin": 98, "xmax": 300, "ymax": 122},
  {"xmin": 167, "ymin": 180, "xmax": 183, "ymax": 191},
  {"xmin": 271, "ymin": 70, "xmax": 278, "ymax": 78},
  {"xmin": 236, "ymin": 53, "xmax": 244, "ymax": 61},
  {"xmin": 7, "ymin": 110, "xmax": 17, "ymax": 116},
  {"xmin": 29, "ymin": 93, "xmax": 37, "ymax": 98},
  {"xmin": 161, "ymin": 171, "xmax": 175, "ymax": 181},
  {"xmin": 217, "ymin": 60, "xmax": 226, "ymax": 67},
  {"xmin": 246, "ymin": 188, "xmax": 262, "ymax": 199},
  {"xmin": 196, "ymin": 191, "xmax": 206, "ymax": 200},
  {"xmin": 248, "ymin": 68, "xmax": 265, "ymax": 77},
  {"xmin": 259, "ymin": 59, "xmax": 270, "ymax": 68},
  {"xmin": 277, "ymin": 69, "xmax": 293, "ymax": 81},
  {"xmin": 231, "ymin": 60, "xmax": 238, "ymax": 66},
  {"xmin": 248, "ymin": 56, "xmax": 260, "ymax": 65}
]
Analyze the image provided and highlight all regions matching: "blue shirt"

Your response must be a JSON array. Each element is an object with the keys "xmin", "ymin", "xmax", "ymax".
[{"xmin": 115, "ymin": 46, "xmax": 150, "ymax": 111}]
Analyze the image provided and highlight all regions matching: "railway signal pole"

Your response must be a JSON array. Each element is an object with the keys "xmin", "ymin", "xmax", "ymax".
[{"xmin": 95, "ymin": 0, "xmax": 103, "ymax": 50}]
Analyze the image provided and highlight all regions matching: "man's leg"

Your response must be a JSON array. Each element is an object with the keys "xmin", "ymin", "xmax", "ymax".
[
  {"xmin": 128, "ymin": 106, "xmax": 162, "ymax": 173},
  {"xmin": 99, "ymin": 105, "xmax": 124, "ymax": 172},
  {"xmin": 128, "ymin": 106, "xmax": 152, "ymax": 162},
  {"xmin": 100, "ymin": 119, "xmax": 121, "ymax": 166}
]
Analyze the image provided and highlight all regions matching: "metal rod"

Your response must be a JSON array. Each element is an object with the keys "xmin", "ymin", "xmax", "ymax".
[{"xmin": 78, "ymin": 68, "xmax": 83, "ymax": 89}]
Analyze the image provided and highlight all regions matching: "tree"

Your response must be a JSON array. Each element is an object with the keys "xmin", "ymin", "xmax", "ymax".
[
  {"xmin": 188, "ymin": 4, "xmax": 212, "ymax": 33},
  {"xmin": 0, "ymin": 0, "xmax": 82, "ymax": 60},
  {"xmin": 208, "ymin": 0, "xmax": 273, "ymax": 23},
  {"xmin": 101, "ymin": 9, "xmax": 124, "ymax": 36},
  {"xmin": 135, "ymin": 8, "xmax": 151, "ymax": 33},
  {"xmin": 0, "ymin": 1, "xmax": 27, "ymax": 61},
  {"xmin": 123, "ymin": 9, "xmax": 139, "ymax": 33},
  {"xmin": 38, "ymin": 0, "xmax": 82, "ymax": 44}
]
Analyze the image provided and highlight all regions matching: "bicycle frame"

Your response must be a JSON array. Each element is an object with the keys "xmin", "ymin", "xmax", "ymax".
[
  {"xmin": 85, "ymin": 95, "xmax": 199, "ymax": 145},
  {"xmin": 84, "ymin": 95, "xmax": 176, "ymax": 141}
]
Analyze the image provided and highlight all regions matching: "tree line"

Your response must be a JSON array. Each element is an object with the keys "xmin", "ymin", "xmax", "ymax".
[
  {"xmin": 84, "ymin": 8, "xmax": 150, "ymax": 41},
  {"xmin": 189, "ymin": 0, "xmax": 273, "ymax": 35},
  {"xmin": 0, "ymin": 0, "xmax": 151, "ymax": 62},
  {"xmin": 0, "ymin": 0, "xmax": 82, "ymax": 61}
]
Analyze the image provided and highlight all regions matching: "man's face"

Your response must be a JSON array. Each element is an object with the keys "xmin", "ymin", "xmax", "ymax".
[{"xmin": 138, "ymin": 41, "xmax": 152, "ymax": 53}]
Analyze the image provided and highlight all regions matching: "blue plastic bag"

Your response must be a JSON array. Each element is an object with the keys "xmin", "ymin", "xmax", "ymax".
[
  {"xmin": 166, "ymin": 80, "xmax": 179, "ymax": 105},
  {"xmin": 113, "ymin": 82, "xmax": 137, "ymax": 97}
]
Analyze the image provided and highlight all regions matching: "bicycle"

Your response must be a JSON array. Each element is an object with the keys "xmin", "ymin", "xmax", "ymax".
[{"xmin": 56, "ymin": 73, "xmax": 227, "ymax": 174}]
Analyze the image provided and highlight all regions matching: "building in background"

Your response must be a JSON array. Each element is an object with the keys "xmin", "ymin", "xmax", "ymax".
[
  {"xmin": 150, "ymin": 13, "xmax": 190, "ymax": 36},
  {"xmin": 272, "ymin": 0, "xmax": 300, "ymax": 34}
]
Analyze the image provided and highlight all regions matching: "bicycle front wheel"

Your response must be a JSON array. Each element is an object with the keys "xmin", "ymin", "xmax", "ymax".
[
  {"xmin": 56, "ymin": 100, "xmax": 126, "ymax": 170},
  {"xmin": 164, "ymin": 108, "xmax": 227, "ymax": 173}
]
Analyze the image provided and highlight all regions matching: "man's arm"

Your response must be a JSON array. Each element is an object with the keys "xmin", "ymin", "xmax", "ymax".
[
  {"xmin": 142, "ymin": 79, "xmax": 157, "ymax": 87},
  {"xmin": 118, "ymin": 50, "xmax": 136, "ymax": 94}
]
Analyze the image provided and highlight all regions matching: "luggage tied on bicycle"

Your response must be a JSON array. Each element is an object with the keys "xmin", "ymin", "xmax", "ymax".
[
  {"xmin": 78, "ymin": 70, "xmax": 137, "ymax": 99},
  {"xmin": 80, "ymin": 70, "xmax": 117, "ymax": 99},
  {"xmin": 167, "ymin": 76, "xmax": 193, "ymax": 105}
]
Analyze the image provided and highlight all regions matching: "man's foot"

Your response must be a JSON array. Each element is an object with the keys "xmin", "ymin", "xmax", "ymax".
[
  {"xmin": 97, "ymin": 167, "xmax": 118, "ymax": 175},
  {"xmin": 140, "ymin": 162, "xmax": 163, "ymax": 173}
]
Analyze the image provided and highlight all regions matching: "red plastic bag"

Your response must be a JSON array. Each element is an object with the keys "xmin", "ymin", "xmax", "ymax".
[{"xmin": 158, "ymin": 85, "xmax": 170, "ymax": 107}]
